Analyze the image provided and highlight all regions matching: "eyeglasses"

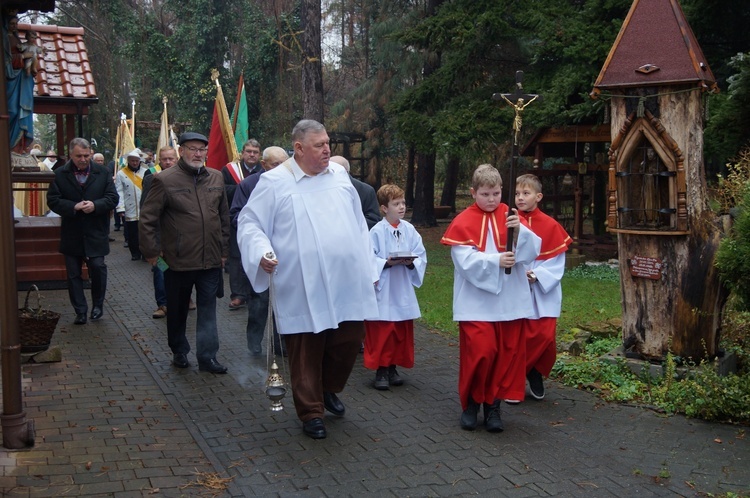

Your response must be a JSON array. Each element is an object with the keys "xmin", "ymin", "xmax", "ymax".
[{"xmin": 182, "ymin": 145, "xmax": 208, "ymax": 154}]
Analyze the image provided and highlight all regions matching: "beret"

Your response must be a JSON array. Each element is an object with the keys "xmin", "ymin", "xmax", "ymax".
[{"xmin": 178, "ymin": 132, "xmax": 209, "ymax": 145}]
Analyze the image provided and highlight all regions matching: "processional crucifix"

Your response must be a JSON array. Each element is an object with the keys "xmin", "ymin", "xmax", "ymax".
[{"xmin": 492, "ymin": 70, "xmax": 542, "ymax": 274}]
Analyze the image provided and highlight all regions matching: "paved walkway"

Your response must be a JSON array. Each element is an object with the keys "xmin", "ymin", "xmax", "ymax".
[{"xmin": 1, "ymin": 233, "xmax": 749, "ymax": 497}]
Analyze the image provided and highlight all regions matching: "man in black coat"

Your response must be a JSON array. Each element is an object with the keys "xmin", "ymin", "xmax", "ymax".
[
  {"xmin": 330, "ymin": 155, "xmax": 380, "ymax": 229},
  {"xmin": 47, "ymin": 138, "xmax": 119, "ymax": 325}
]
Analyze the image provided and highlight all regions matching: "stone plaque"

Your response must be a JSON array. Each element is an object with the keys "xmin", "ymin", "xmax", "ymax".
[{"xmin": 629, "ymin": 255, "xmax": 662, "ymax": 280}]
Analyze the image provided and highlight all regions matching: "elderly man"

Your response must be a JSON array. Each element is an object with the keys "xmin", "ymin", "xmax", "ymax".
[
  {"xmin": 92, "ymin": 153, "xmax": 105, "ymax": 166},
  {"xmin": 140, "ymin": 145, "xmax": 179, "ymax": 319},
  {"xmin": 47, "ymin": 138, "xmax": 119, "ymax": 324},
  {"xmin": 140, "ymin": 133, "xmax": 230, "ymax": 374},
  {"xmin": 237, "ymin": 120, "xmax": 379, "ymax": 439},
  {"xmin": 116, "ymin": 149, "xmax": 150, "ymax": 261}
]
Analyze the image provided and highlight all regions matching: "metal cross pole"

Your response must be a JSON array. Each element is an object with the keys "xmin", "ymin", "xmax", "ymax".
[{"xmin": 492, "ymin": 70, "xmax": 542, "ymax": 274}]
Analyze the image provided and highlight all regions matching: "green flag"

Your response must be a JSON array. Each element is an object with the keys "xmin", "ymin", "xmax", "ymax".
[{"xmin": 230, "ymin": 76, "xmax": 249, "ymax": 152}]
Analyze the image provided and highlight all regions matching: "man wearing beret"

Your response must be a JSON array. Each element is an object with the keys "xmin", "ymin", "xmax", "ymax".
[{"xmin": 139, "ymin": 132, "xmax": 231, "ymax": 374}]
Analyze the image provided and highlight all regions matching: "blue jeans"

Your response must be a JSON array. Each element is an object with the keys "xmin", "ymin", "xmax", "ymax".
[
  {"xmin": 164, "ymin": 267, "xmax": 221, "ymax": 363},
  {"xmin": 152, "ymin": 265, "xmax": 166, "ymax": 307}
]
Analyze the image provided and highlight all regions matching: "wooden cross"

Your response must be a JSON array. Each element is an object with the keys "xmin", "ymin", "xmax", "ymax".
[{"xmin": 492, "ymin": 71, "xmax": 542, "ymax": 274}]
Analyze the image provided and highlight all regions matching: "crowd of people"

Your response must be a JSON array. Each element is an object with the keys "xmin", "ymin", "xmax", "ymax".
[{"xmin": 43, "ymin": 119, "xmax": 571, "ymax": 439}]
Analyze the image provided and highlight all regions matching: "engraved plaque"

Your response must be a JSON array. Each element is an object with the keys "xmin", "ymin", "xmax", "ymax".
[{"xmin": 629, "ymin": 255, "xmax": 662, "ymax": 280}]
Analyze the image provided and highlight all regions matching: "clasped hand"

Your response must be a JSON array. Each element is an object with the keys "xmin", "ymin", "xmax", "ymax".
[{"xmin": 75, "ymin": 200, "xmax": 95, "ymax": 214}]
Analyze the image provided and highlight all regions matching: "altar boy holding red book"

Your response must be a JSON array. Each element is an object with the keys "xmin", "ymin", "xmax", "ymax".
[{"xmin": 365, "ymin": 184, "xmax": 427, "ymax": 390}]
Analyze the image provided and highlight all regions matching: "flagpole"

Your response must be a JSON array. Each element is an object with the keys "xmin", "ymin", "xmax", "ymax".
[
  {"xmin": 232, "ymin": 74, "xmax": 244, "ymax": 132},
  {"xmin": 130, "ymin": 100, "xmax": 136, "ymax": 138}
]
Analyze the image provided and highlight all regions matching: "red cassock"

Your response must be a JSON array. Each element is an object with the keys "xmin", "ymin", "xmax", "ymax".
[
  {"xmin": 442, "ymin": 203, "xmax": 533, "ymax": 408},
  {"xmin": 519, "ymin": 207, "xmax": 572, "ymax": 377},
  {"xmin": 364, "ymin": 320, "xmax": 415, "ymax": 369}
]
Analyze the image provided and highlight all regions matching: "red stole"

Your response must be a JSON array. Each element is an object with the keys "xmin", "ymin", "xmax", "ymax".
[
  {"xmin": 441, "ymin": 203, "xmax": 518, "ymax": 251},
  {"xmin": 518, "ymin": 207, "xmax": 572, "ymax": 260}
]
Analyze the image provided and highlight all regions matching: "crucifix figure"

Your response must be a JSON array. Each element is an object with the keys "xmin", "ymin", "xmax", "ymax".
[
  {"xmin": 492, "ymin": 71, "xmax": 542, "ymax": 274},
  {"xmin": 493, "ymin": 71, "xmax": 542, "ymax": 145}
]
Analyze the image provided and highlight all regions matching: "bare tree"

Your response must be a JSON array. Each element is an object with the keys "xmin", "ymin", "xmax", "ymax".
[{"xmin": 302, "ymin": 0, "xmax": 324, "ymax": 122}]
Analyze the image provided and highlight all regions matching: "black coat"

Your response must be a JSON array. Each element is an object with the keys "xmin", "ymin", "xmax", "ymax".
[{"xmin": 47, "ymin": 160, "xmax": 119, "ymax": 257}]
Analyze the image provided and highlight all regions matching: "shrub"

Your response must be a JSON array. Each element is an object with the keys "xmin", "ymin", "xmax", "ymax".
[{"xmin": 716, "ymin": 185, "xmax": 750, "ymax": 310}]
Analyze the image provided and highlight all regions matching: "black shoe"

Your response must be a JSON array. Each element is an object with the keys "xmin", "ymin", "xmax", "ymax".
[
  {"xmin": 114, "ymin": 227, "xmax": 120, "ymax": 232},
  {"xmin": 124, "ymin": 241, "xmax": 129, "ymax": 248},
  {"xmin": 172, "ymin": 353, "xmax": 190, "ymax": 368},
  {"xmin": 302, "ymin": 417, "xmax": 326, "ymax": 439},
  {"xmin": 131, "ymin": 255, "xmax": 140, "ymax": 261},
  {"xmin": 90, "ymin": 306, "xmax": 103, "ymax": 320},
  {"xmin": 323, "ymin": 391, "xmax": 345, "ymax": 417},
  {"xmin": 374, "ymin": 367, "xmax": 389, "ymax": 390},
  {"xmin": 73, "ymin": 313, "xmax": 87, "ymax": 325},
  {"xmin": 484, "ymin": 400, "xmax": 504, "ymax": 433},
  {"xmin": 460, "ymin": 399, "xmax": 480, "ymax": 431},
  {"xmin": 388, "ymin": 365, "xmax": 403, "ymax": 386},
  {"xmin": 198, "ymin": 358, "xmax": 227, "ymax": 374},
  {"xmin": 527, "ymin": 368, "xmax": 545, "ymax": 400},
  {"xmin": 108, "ymin": 237, "xmax": 115, "ymax": 242},
  {"xmin": 250, "ymin": 344, "xmax": 262, "ymax": 357}
]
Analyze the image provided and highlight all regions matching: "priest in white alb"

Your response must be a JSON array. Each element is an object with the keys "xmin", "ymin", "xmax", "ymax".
[{"xmin": 237, "ymin": 119, "xmax": 379, "ymax": 440}]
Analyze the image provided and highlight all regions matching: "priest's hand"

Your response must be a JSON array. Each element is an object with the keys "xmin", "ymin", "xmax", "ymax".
[{"xmin": 260, "ymin": 255, "xmax": 278, "ymax": 274}]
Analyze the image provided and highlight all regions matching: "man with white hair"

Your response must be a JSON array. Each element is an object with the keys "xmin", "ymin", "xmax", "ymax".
[{"xmin": 116, "ymin": 148, "xmax": 150, "ymax": 261}]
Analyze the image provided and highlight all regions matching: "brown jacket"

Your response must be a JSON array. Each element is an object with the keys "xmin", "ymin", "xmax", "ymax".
[{"xmin": 139, "ymin": 160, "xmax": 229, "ymax": 271}]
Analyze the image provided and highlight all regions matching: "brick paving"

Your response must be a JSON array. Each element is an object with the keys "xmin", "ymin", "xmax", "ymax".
[{"xmin": 2, "ymin": 233, "xmax": 749, "ymax": 496}]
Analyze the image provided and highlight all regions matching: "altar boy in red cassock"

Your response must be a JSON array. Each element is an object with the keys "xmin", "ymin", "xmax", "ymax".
[
  {"xmin": 364, "ymin": 184, "xmax": 427, "ymax": 390},
  {"xmin": 515, "ymin": 174, "xmax": 572, "ymax": 401},
  {"xmin": 441, "ymin": 164, "xmax": 541, "ymax": 433}
]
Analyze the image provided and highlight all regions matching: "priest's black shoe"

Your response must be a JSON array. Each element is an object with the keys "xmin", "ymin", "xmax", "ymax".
[
  {"xmin": 172, "ymin": 353, "xmax": 190, "ymax": 368},
  {"xmin": 73, "ymin": 313, "xmax": 87, "ymax": 325},
  {"xmin": 302, "ymin": 417, "xmax": 327, "ymax": 439},
  {"xmin": 198, "ymin": 358, "xmax": 228, "ymax": 374},
  {"xmin": 90, "ymin": 306, "xmax": 103, "ymax": 320},
  {"xmin": 323, "ymin": 391, "xmax": 345, "ymax": 417}
]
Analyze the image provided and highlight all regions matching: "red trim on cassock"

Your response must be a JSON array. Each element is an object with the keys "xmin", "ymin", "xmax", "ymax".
[{"xmin": 441, "ymin": 203, "xmax": 511, "ymax": 250}]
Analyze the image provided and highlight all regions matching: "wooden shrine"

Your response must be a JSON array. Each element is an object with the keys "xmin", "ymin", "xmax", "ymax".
[
  {"xmin": 10, "ymin": 21, "xmax": 98, "ymax": 288},
  {"xmin": 591, "ymin": 0, "xmax": 723, "ymax": 360}
]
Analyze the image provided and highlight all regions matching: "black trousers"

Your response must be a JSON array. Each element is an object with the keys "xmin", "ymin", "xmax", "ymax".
[
  {"xmin": 64, "ymin": 255, "xmax": 107, "ymax": 314},
  {"xmin": 125, "ymin": 220, "xmax": 141, "ymax": 259}
]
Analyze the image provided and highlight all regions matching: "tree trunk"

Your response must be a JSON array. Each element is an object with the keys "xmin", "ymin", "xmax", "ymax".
[
  {"xmin": 411, "ymin": 151, "xmax": 437, "ymax": 227},
  {"xmin": 440, "ymin": 154, "xmax": 459, "ymax": 210},
  {"xmin": 302, "ymin": 0, "xmax": 324, "ymax": 122},
  {"xmin": 610, "ymin": 88, "xmax": 725, "ymax": 360},
  {"xmin": 405, "ymin": 145, "xmax": 415, "ymax": 207}
]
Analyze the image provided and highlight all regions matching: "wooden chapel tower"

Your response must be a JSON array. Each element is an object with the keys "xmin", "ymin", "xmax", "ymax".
[{"xmin": 591, "ymin": 0, "xmax": 723, "ymax": 360}]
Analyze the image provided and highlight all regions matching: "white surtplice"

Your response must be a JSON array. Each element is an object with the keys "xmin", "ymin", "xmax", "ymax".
[{"xmin": 237, "ymin": 158, "xmax": 379, "ymax": 335}]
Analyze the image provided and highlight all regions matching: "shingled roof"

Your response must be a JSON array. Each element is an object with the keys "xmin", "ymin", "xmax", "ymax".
[
  {"xmin": 592, "ymin": 0, "xmax": 718, "ymax": 95},
  {"xmin": 17, "ymin": 22, "xmax": 98, "ymax": 110}
]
